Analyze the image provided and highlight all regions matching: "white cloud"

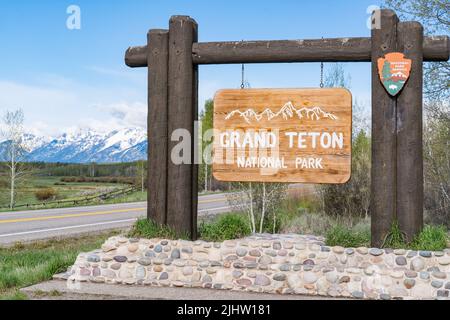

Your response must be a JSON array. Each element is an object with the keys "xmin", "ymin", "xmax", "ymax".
[
  {"xmin": 0, "ymin": 76, "xmax": 146, "ymax": 137},
  {"xmin": 91, "ymin": 102, "xmax": 147, "ymax": 131}
]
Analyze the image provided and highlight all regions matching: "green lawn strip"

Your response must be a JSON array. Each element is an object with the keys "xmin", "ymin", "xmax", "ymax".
[{"xmin": 0, "ymin": 231, "xmax": 119, "ymax": 300}]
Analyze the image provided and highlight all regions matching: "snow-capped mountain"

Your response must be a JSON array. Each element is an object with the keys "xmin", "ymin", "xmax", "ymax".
[
  {"xmin": 225, "ymin": 101, "xmax": 338, "ymax": 123},
  {"xmin": 0, "ymin": 128, "xmax": 147, "ymax": 163},
  {"xmin": 22, "ymin": 133, "xmax": 51, "ymax": 152}
]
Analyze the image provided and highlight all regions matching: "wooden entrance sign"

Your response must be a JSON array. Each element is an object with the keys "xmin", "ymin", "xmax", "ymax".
[
  {"xmin": 213, "ymin": 88, "xmax": 352, "ymax": 183},
  {"xmin": 125, "ymin": 10, "xmax": 449, "ymax": 243}
]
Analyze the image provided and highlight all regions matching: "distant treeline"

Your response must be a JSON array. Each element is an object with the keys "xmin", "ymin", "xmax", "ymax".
[{"xmin": 0, "ymin": 161, "xmax": 147, "ymax": 178}]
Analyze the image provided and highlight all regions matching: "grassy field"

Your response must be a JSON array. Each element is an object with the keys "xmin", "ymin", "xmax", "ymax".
[
  {"xmin": 0, "ymin": 176, "xmax": 145, "ymax": 211},
  {"xmin": 0, "ymin": 231, "xmax": 120, "ymax": 300}
]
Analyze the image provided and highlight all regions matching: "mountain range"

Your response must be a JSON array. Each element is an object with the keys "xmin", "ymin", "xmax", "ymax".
[
  {"xmin": 225, "ymin": 101, "xmax": 338, "ymax": 123},
  {"xmin": 0, "ymin": 128, "xmax": 147, "ymax": 163}
]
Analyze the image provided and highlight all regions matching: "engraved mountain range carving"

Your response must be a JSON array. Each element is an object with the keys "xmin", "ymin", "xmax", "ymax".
[{"xmin": 224, "ymin": 101, "xmax": 338, "ymax": 124}]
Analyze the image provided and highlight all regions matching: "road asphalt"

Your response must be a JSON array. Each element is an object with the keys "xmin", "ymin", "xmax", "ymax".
[{"xmin": 0, "ymin": 192, "xmax": 230, "ymax": 245}]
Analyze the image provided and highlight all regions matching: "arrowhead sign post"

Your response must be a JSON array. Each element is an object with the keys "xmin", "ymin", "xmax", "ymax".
[
  {"xmin": 377, "ymin": 52, "xmax": 412, "ymax": 96},
  {"xmin": 213, "ymin": 88, "xmax": 352, "ymax": 183}
]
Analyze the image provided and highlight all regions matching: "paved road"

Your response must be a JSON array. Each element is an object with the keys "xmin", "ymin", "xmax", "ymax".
[{"xmin": 0, "ymin": 193, "xmax": 230, "ymax": 245}]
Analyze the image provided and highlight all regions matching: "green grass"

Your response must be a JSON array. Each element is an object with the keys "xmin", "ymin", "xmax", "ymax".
[
  {"xmin": 0, "ymin": 290, "xmax": 28, "ymax": 300},
  {"xmin": 199, "ymin": 213, "xmax": 251, "ymax": 242},
  {"xmin": 410, "ymin": 225, "xmax": 448, "ymax": 251},
  {"xmin": 0, "ymin": 231, "xmax": 119, "ymax": 300},
  {"xmin": 326, "ymin": 224, "xmax": 371, "ymax": 247},
  {"xmin": 128, "ymin": 218, "xmax": 185, "ymax": 240},
  {"xmin": 325, "ymin": 221, "xmax": 448, "ymax": 250},
  {"xmin": 382, "ymin": 220, "xmax": 407, "ymax": 249},
  {"xmin": 382, "ymin": 221, "xmax": 448, "ymax": 250},
  {"xmin": 100, "ymin": 191, "xmax": 146, "ymax": 205},
  {"xmin": 129, "ymin": 213, "xmax": 252, "ymax": 242}
]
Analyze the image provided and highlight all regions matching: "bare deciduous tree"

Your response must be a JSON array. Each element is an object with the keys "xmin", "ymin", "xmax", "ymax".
[
  {"xmin": 227, "ymin": 182, "xmax": 288, "ymax": 234},
  {"xmin": 423, "ymin": 101, "xmax": 450, "ymax": 226},
  {"xmin": 135, "ymin": 160, "xmax": 146, "ymax": 193},
  {"xmin": 1, "ymin": 109, "xmax": 29, "ymax": 209}
]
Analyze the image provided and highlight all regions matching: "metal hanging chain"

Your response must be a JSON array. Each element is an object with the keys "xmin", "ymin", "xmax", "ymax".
[
  {"xmin": 241, "ymin": 63, "xmax": 245, "ymax": 89},
  {"xmin": 320, "ymin": 37, "xmax": 324, "ymax": 88},
  {"xmin": 240, "ymin": 39, "xmax": 246, "ymax": 89},
  {"xmin": 320, "ymin": 61, "xmax": 324, "ymax": 88}
]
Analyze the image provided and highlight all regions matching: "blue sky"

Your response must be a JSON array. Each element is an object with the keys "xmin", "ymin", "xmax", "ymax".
[{"xmin": 0, "ymin": 0, "xmax": 381, "ymax": 137}]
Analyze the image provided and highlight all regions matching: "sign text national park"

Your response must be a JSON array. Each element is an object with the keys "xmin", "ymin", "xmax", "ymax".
[{"xmin": 213, "ymin": 88, "xmax": 352, "ymax": 183}]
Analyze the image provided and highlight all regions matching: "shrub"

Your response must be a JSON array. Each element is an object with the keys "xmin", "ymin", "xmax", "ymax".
[
  {"xmin": 34, "ymin": 188, "xmax": 57, "ymax": 201},
  {"xmin": 411, "ymin": 225, "xmax": 448, "ymax": 251},
  {"xmin": 199, "ymin": 213, "xmax": 251, "ymax": 242}
]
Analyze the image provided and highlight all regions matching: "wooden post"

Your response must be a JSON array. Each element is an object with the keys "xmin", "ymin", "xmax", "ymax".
[
  {"xmin": 192, "ymin": 23, "xmax": 199, "ymax": 240},
  {"xmin": 396, "ymin": 22, "xmax": 424, "ymax": 241},
  {"xmin": 167, "ymin": 16, "xmax": 198, "ymax": 239},
  {"xmin": 147, "ymin": 29, "xmax": 169, "ymax": 224},
  {"xmin": 371, "ymin": 9, "xmax": 398, "ymax": 247}
]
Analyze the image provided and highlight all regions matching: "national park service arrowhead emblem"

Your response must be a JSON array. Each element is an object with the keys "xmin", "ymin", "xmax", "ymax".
[{"xmin": 377, "ymin": 52, "xmax": 412, "ymax": 96}]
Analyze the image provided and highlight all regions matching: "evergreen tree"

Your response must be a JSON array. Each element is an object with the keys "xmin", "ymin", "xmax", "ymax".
[{"xmin": 382, "ymin": 61, "xmax": 391, "ymax": 80}]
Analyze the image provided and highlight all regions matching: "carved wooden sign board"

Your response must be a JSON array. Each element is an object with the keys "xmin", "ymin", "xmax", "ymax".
[{"xmin": 213, "ymin": 88, "xmax": 352, "ymax": 183}]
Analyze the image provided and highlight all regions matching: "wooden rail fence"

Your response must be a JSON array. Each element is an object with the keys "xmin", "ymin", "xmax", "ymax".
[{"xmin": 1, "ymin": 186, "xmax": 137, "ymax": 210}]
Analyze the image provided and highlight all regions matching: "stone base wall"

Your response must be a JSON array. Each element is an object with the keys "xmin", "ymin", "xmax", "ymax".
[{"xmin": 67, "ymin": 234, "xmax": 450, "ymax": 300}]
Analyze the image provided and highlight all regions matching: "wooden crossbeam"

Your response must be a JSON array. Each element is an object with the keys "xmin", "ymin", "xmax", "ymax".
[{"xmin": 125, "ymin": 35, "xmax": 449, "ymax": 67}]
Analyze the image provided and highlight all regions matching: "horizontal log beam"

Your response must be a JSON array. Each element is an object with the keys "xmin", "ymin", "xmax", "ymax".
[
  {"xmin": 125, "ymin": 35, "xmax": 449, "ymax": 67},
  {"xmin": 193, "ymin": 37, "xmax": 372, "ymax": 64},
  {"xmin": 423, "ymin": 35, "xmax": 450, "ymax": 61},
  {"xmin": 125, "ymin": 46, "xmax": 147, "ymax": 68}
]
